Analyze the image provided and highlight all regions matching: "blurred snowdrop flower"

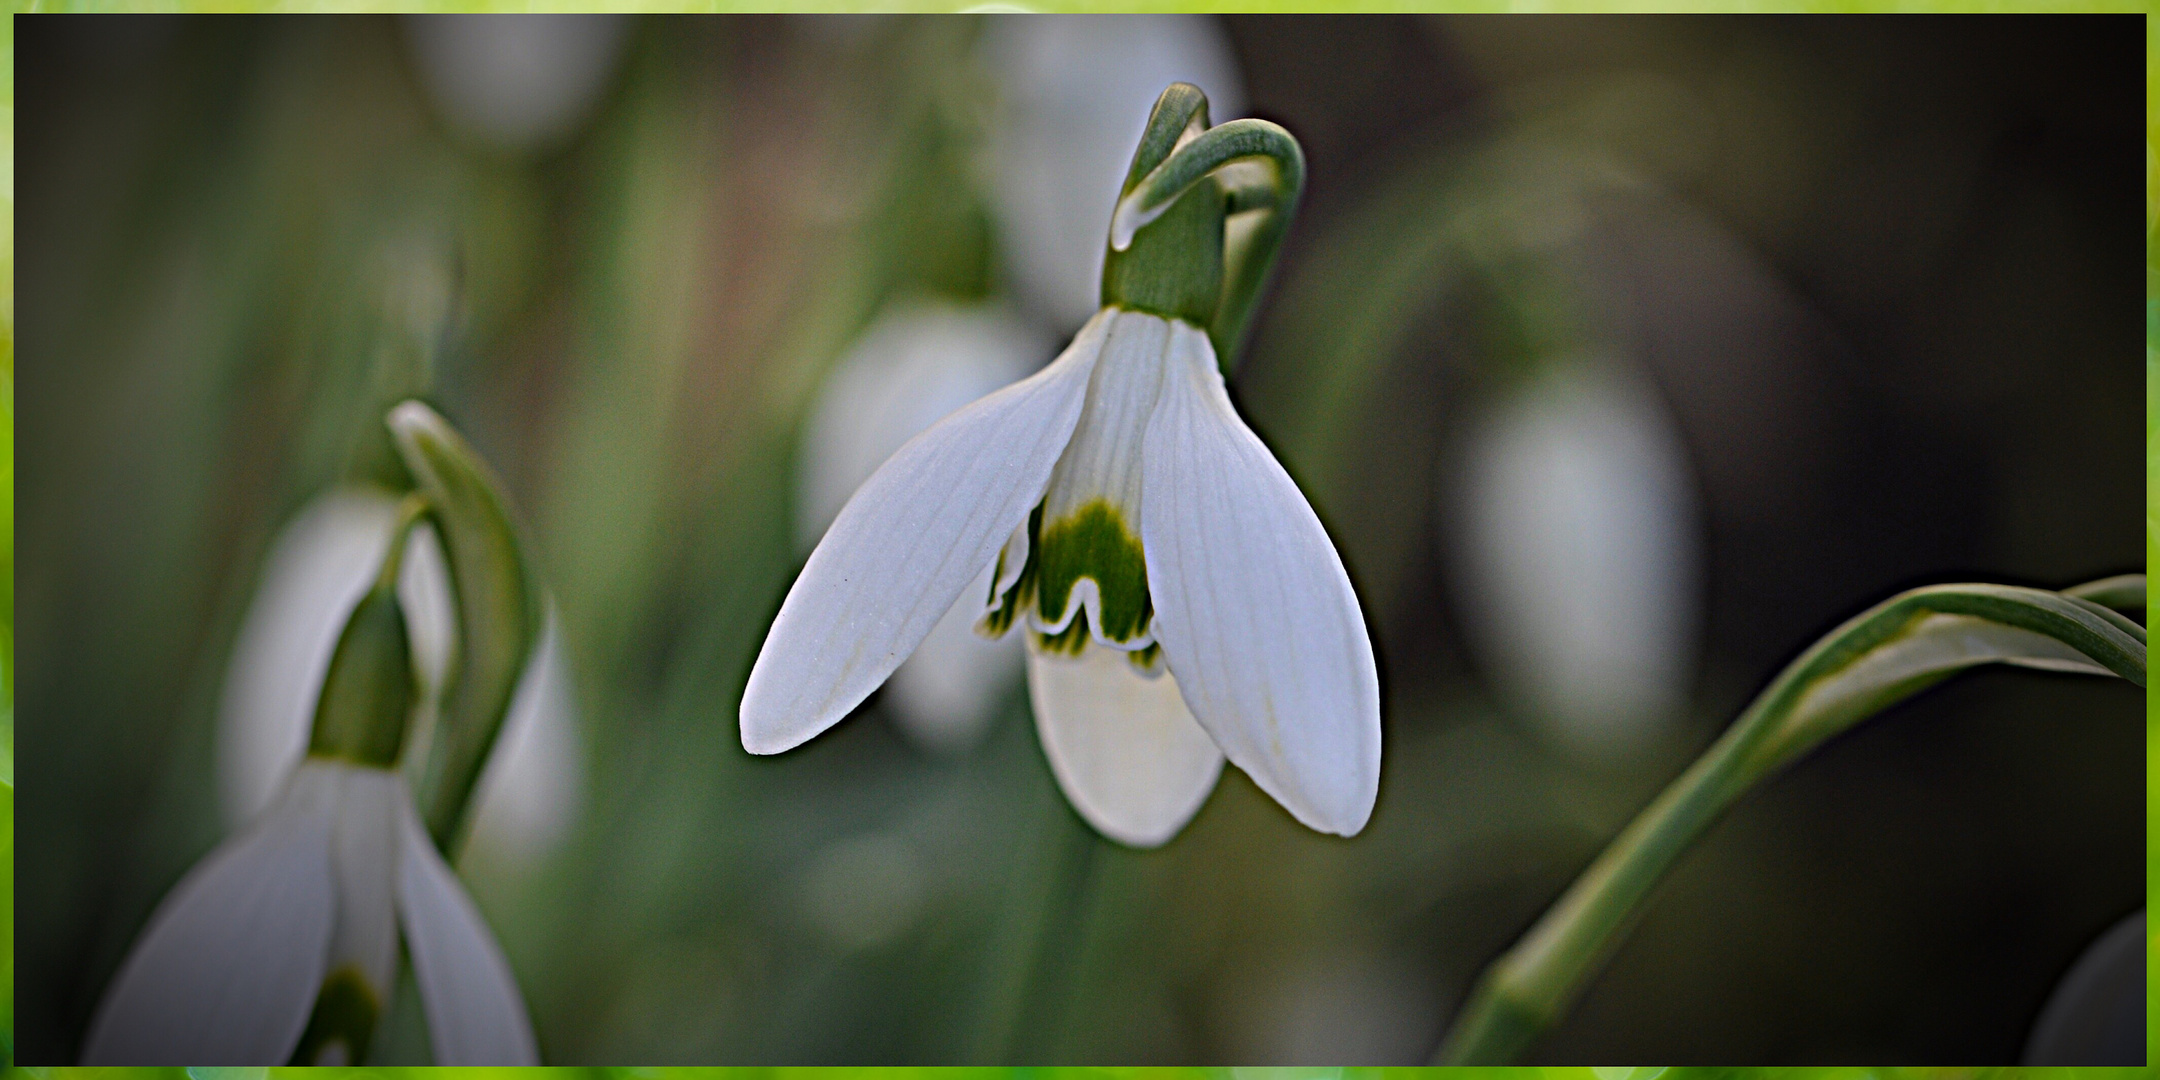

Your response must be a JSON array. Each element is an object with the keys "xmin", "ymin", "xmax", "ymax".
[
  {"xmin": 797, "ymin": 301, "xmax": 1049, "ymax": 752},
  {"xmin": 87, "ymin": 578, "xmax": 536, "ymax": 1065},
  {"xmin": 404, "ymin": 15, "xmax": 630, "ymax": 154},
  {"xmin": 980, "ymin": 16, "xmax": 1243, "ymax": 329},
  {"xmin": 1448, "ymin": 355, "xmax": 1698, "ymax": 759},
  {"xmin": 746, "ymin": 304, "xmax": 1379, "ymax": 847},
  {"xmin": 218, "ymin": 487, "xmax": 581, "ymax": 866}
]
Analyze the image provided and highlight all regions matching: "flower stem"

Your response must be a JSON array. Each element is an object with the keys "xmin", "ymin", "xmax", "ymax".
[
  {"xmin": 1435, "ymin": 709, "xmax": 1760, "ymax": 1063},
  {"xmin": 1434, "ymin": 578, "xmax": 2145, "ymax": 1063}
]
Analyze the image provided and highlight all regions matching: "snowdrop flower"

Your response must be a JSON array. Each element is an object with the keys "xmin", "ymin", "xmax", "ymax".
[
  {"xmin": 745, "ymin": 86, "xmax": 1378, "ymax": 846},
  {"xmin": 797, "ymin": 300, "xmax": 1049, "ymax": 752},
  {"xmin": 981, "ymin": 15, "xmax": 1244, "ymax": 330},
  {"xmin": 85, "ymin": 559, "xmax": 537, "ymax": 1065},
  {"xmin": 404, "ymin": 15, "xmax": 630, "ymax": 154},
  {"xmin": 217, "ymin": 487, "xmax": 582, "ymax": 866},
  {"xmin": 1448, "ymin": 355, "xmax": 1698, "ymax": 759}
]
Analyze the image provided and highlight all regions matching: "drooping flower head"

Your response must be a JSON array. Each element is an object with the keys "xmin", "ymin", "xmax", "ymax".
[
  {"xmin": 84, "ymin": 402, "xmax": 543, "ymax": 1065},
  {"xmin": 744, "ymin": 85, "xmax": 1381, "ymax": 847}
]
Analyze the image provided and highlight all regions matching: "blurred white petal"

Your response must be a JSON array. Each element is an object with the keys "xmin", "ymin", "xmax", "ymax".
[
  {"xmin": 1450, "ymin": 356, "xmax": 1698, "ymax": 759},
  {"xmin": 982, "ymin": 16, "xmax": 1244, "ymax": 328},
  {"xmin": 465, "ymin": 610, "xmax": 585, "ymax": 864},
  {"xmin": 328, "ymin": 767, "xmax": 404, "ymax": 1007},
  {"xmin": 742, "ymin": 309, "xmax": 1113, "ymax": 755},
  {"xmin": 82, "ymin": 765, "xmax": 341, "ymax": 1065},
  {"xmin": 395, "ymin": 797, "xmax": 539, "ymax": 1065},
  {"xmin": 403, "ymin": 15, "xmax": 630, "ymax": 154},
  {"xmin": 1141, "ymin": 321, "xmax": 1381, "ymax": 837},
  {"xmin": 217, "ymin": 489, "xmax": 454, "ymax": 830},
  {"xmin": 1027, "ymin": 642, "xmax": 1222, "ymax": 848}
]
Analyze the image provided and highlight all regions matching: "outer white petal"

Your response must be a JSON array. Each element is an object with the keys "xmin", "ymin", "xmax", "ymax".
[
  {"xmin": 1140, "ymin": 321, "xmax": 1382, "ymax": 837},
  {"xmin": 1028, "ymin": 643, "xmax": 1224, "ymax": 847},
  {"xmin": 797, "ymin": 301, "xmax": 1046, "ymax": 751},
  {"xmin": 82, "ymin": 764, "xmax": 342, "ymax": 1065},
  {"xmin": 741, "ymin": 309, "xmax": 1114, "ymax": 754},
  {"xmin": 797, "ymin": 300, "xmax": 1050, "ymax": 550},
  {"xmin": 218, "ymin": 489, "xmax": 455, "ymax": 830},
  {"xmin": 395, "ymin": 798, "xmax": 539, "ymax": 1065}
]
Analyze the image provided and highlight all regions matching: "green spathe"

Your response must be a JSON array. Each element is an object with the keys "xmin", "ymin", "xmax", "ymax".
[
  {"xmin": 1101, "ymin": 83, "xmax": 1306, "ymax": 368},
  {"xmin": 306, "ymin": 585, "xmax": 414, "ymax": 770}
]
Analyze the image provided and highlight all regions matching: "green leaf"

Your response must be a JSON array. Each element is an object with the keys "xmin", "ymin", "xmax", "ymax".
[
  {"xmin": 387, "ymin": 400, "xmax": 542, "ymax": 852},
  {"xmin": 1745, "ymin": 582, "xmax": 2145, "ymax": 780},
  {"xmin": 1438, "ymin": 578, "xmax": 2144, "ymax": 1064}
]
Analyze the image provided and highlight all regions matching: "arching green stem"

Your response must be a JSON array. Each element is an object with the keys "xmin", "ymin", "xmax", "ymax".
[{"xmin": 1435, "ymin": 577, "xmax": 2146, "ymax": 1064}]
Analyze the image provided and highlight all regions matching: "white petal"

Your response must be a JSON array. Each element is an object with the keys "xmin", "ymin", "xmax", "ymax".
[
  {"xmin": 1140, "ymin": 321, "xmax": 1382, "ymax": 836},
  {"xmin": 216, "ymin": 491, "xmax": 391, "ymax": 830},
  {"xmin": 395, "ymin": 798, "xmax": 539, "ymax": 1065},
  {"xmin": 217, "ymin": 490, "xmax": 455, "ymax": 830},
  {"xmin": 886, "ymin": 563, "xmax": 1026, "ymax": 754},
  {"xmin": 82, "ymin": 764, "xmax": 342, "ymax": 1065},
  {"xmin": 329, "ymin": 767, "xmax": 404, "ymax": 1000},
  {"xmin": 741, "ymin": 309, "xmax": 1114, "ymax": 754},
  {"xmin": 1028, "ymin": 642, "xmax": 1224, "ymax": 847},
  {"xmin": 797, "ymin": 299, "xmax": 1050, "ymax": 552}
]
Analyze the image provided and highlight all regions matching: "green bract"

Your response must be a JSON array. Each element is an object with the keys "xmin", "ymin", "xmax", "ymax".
[
  {"xmin": 1100, "ymin": 82, "xmax": 1305, "ymax": 369},
  {"xmin": 304, "ymin": 585, "xmax": 415, "ymax": 771},
  {"xmin": 388, "ymin": 400, "xmax": 543, "ymax": 850}
]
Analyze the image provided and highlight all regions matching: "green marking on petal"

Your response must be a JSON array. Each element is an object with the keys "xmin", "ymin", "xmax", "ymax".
[
  {"xmin": 1035, "ymin": 498, "xmax": 1153, "ymax": 645},
  {"xmin": 979, "ymin": 504, "xmax": 1044, "ymax": 639},
  {"xmin": 1127, "ymin": 642, "xmax": 1162, "ymax": 673},
  {"xmin": 1033, "ymin": 614, "xmax": 1093, "ymax": 657},
  {"xmin": 289, "ymin": 965, "xmax": 380, "ymax": 1066}
]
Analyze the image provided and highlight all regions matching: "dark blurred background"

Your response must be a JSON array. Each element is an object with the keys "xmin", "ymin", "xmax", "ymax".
[{"xmin": 17, "ymin": 14, "xmax": 2141, "ymax": 1064}]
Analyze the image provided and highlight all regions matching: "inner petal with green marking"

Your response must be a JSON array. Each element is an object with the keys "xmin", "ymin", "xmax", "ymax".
[{"xmin": 976, "ymin": 308, "xmax": 1173, "ymax": 672}]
